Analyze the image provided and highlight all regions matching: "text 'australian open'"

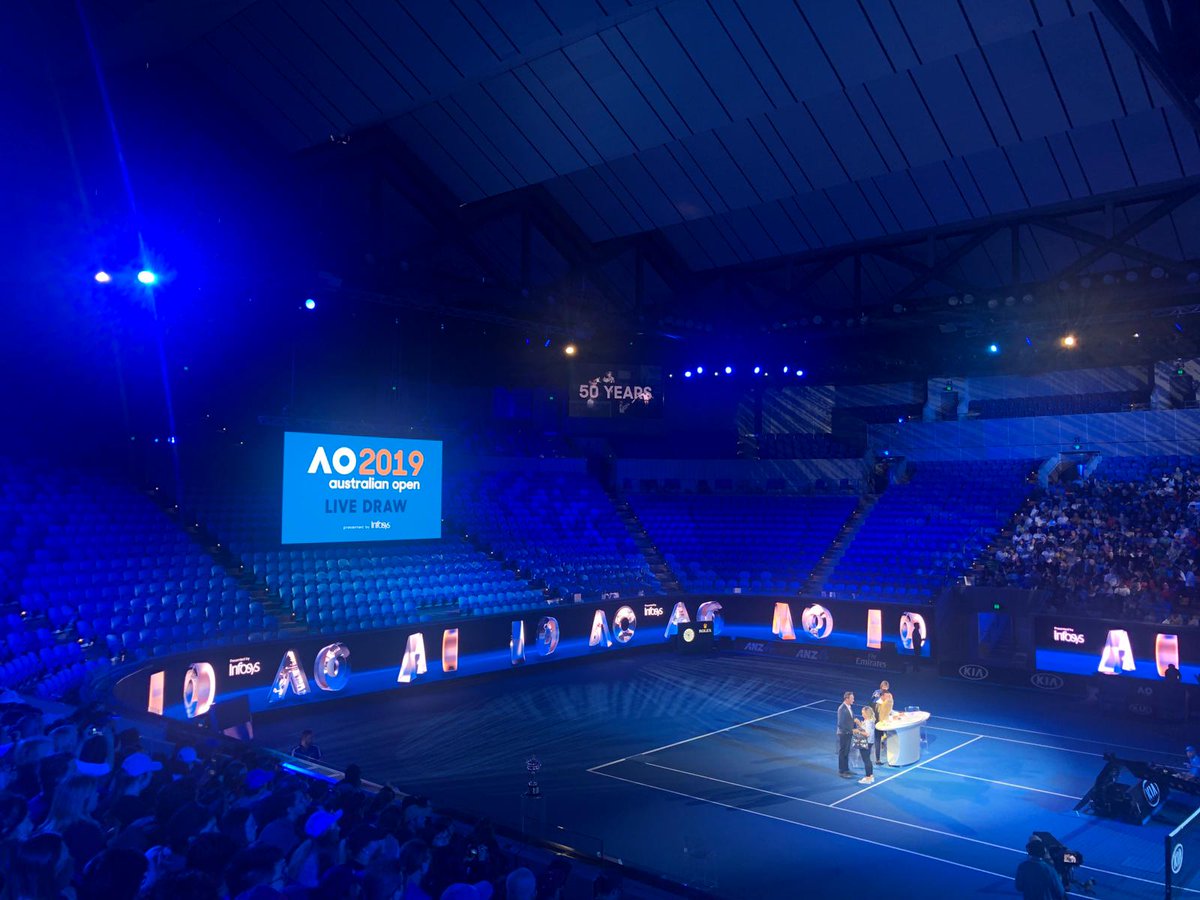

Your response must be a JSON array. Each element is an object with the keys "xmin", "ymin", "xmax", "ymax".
[{"xmin": 324, "ymin": 498, "xmax": 407, "ymax": 513}]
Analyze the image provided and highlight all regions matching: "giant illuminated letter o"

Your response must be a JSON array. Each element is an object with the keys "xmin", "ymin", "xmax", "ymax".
[
  {"xmin": 802, "ymin": 604, "xmax": 834, "ymax": 639},
  {"xmin": 183, "ymin": 662, "xmax": 217, "ymax": 719},
  {"xmin": 614, "ymin": 606, "xmax": 637, "ymax": 643},
  {"xmin": 313, "ymin": 643, "xmax": 351, "ymax": 692},
  {"xmin": 535, "ymin": 617, "xmax": 560, "ymax": 656}
]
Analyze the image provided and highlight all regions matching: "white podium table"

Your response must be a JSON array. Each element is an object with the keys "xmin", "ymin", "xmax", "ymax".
[{"xmin": 875, "ymin": 710, "xmax": 930, "ymax": 766}]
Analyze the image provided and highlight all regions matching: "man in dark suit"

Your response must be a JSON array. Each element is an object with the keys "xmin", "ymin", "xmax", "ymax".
[{"xmin": 837, "ymin": 691, "xmax": 855, "ymax": 778}]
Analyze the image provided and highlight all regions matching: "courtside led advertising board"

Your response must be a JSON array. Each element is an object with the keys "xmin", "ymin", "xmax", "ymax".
[{"xmin": 281, "ymin": 432, "xmax": 442, "ymax": 544}]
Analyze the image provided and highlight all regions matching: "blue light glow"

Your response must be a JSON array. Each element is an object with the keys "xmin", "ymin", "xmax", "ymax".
[
  {"xmin": 753, "ymin": 366, "xmax": 761, "ymax": 374},
  {"xmin": 684, "ymin": 371, "xmax": 692, "ymax": 378},
  {"xmin": 796, "ymin": 369, "xmax": 803, "ymax": 376},
  {"xmin": 988, "ymin": 343, "xmax": 999, "ymax": 354},
  {"xmin": 696, "ymin": 366, "xmax": 704, "ymax": 374},
  {"xmin": 94, "ymin": 271, "xmax": 112, "ymax": 284},
  {"xmin": 783, "ymin": 366, "xmax": 788, "ymax": 373},
  {"xmin": 305, "ymin": 298, "xmax": 316, "ymax": 310},
  {"xmin": 724, "ymin": 366, "xmax": 732, "ymax": 374},
  {"xmin": 136, "ymin": 270, "xmax": 157, "ymax": 285}
]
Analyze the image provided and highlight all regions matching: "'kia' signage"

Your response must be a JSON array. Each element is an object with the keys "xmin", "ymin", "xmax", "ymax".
[{"xmin": 958, "ymin": 664, "xmax": 989, "ymax": 681}]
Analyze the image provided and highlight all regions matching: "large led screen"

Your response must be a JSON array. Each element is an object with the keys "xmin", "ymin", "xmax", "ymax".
[
  {"xmin": 1034, "ymin": 615, "xmax": 1200, "ymax": 682},
  {"xmin": 281, "ymin": 432, "xmax": 442, "ymax": 544}
]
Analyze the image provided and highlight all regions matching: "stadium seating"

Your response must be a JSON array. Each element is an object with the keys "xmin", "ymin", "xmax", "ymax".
[
  {"xmin": 188, "ymin": 491, "xmax": 547, "ymax": 631},
  {"xmin": 1, "ymin": 462, "xmax": 274, "ymax": 699},
  {"xmin": 445, "ymin": 472, "xmax": 663, "ymax": 600},
  {"xmin": 627, "ymin": 492, "xmax": 858, "ymax": 594},
  {"xmin": 824, "ymin": 459, "xmax": 1035, "ymax": 602}
]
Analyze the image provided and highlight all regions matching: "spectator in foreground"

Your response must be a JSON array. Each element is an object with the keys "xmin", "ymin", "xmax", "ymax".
[{"xmin": 291, "ymin": 731, "xmax": 321, "ymax": 762}]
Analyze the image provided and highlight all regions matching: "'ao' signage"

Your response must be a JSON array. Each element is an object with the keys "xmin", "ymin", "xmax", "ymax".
[{"xmin": 157, "ymin": 600, "xmax": 727, "ymax": 718}]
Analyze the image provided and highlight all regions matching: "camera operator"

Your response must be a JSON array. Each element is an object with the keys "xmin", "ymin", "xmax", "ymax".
[{"xmin": 1015, "ymin": 835, "xmax": 1065, "ymax": 900}]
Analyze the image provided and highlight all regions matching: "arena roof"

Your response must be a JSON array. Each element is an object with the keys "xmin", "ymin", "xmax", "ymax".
[{"xmin": 15, "ymin": 0, "xmax": 1200, "ymax": 373}]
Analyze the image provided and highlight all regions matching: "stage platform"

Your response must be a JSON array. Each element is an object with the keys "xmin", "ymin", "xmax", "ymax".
[{"xmin": 251, "ymin": 651, "xmax": 1199, "ymax": 898}]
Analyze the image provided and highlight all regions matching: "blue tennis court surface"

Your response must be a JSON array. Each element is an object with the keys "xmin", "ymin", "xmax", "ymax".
[
  {"xmin": 589, "ymin": 701, "xmax": 1188, "ymax": 898},
  {"xmin": 256, "ymin": 652, "xmax": 1199, "ymax": 899}
]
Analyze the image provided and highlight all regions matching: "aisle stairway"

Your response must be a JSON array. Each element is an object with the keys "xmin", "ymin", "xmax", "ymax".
[
  {"xmin": 150, "ymin": 490, "xmax": 308, "ymax": 635},
  {"xmin": 805, "ymin": 492, "xmax": 881, "ymax": 596},
  {"xmin": 608, "ymin": 493, "xmax": 682, "ymax": 594}
]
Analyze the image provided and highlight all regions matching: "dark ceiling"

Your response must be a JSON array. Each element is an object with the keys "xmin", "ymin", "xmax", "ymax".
[{"xmin": 13, "ymin": 0, "xmax": 1200, "ymax": 378}]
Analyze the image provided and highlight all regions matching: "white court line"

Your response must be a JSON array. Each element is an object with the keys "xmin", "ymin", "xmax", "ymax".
[
  {"xmin": 924, "ymin": 725, "xmax": 1102, "ymax": 758},
  {"xmin": 615, "ymin": 758, "xmax": 1183, "ymax": 892},
  {"xmin": 589, "ymin": 699, "xmax": 825, "ymax": 770},
  {"xmin": 829, "ymin": 736, "xmax": 982, "ymax": 807},
  {"xmin": 590, "ymin": 766, "xmax": 1116, "ymax": 898},
  {"xmin": 805, "ymin": 699, "xmax": 1172, "ymax": 757},
  {"xmin": 920, "ymin": 766, "xmax": 1083, "ymax": 801}
]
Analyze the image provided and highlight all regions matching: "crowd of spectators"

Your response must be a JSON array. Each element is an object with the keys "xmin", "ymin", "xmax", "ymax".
[
  {"xmin": 974, "ymin": 466, "xmax": 1200, "ymax": 621},
  {"xmin": 0, "ymin": 701, "xmax": 623, "ymax": 900}
]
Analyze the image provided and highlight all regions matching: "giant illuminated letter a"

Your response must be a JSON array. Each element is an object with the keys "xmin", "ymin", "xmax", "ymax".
[
  {"xmin": 663, "ymin": 602, "xmax": 691, "ymax": 638},
  {"xmin": 398, "ymin": 633, "xmax": 428, "ymax": 683},
  {"xmin": 590, "ymin": 610, "xmax": 613, "ymax": 648},
  {"xmin": 772, "ymin": 602, "xmax": 796, "ymax": 640},
  {"xmin": 268, "ymin": 651, "xmax": 310, "ymax": 704},
  {"xmin": 1098, "ymin": 630, "xmax": 1136, "ymax": 674}
]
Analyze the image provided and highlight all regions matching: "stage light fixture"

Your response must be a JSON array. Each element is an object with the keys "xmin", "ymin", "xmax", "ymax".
[
  {"xmin": 564, "ymin": 343, "xmax": 577, "ymax": 356},
  {"xmin": 795, "ymin": 369, "xmax": 803, "ymax": 376},
  {"xmin": 94, "ymin": 271, "xmax": 112, "ymax": 284},
  {"xmin": 753, "ymin": 366, "xmax": 761, "ymax": 374},
  {"xmin": 684, "ymin": 371, "xmax": 692, "ymax": 378},
  {"xmin": 1025, "ymin": 336, "xmax": 1033, "ymax": 346},
  {"xmin": 137, "ymin": 269, "xmax": 157, "ymax": 285},
  {"xmin": 783, "ymin": 366, "xmax": 789, "ymax": 373},
  {"xmin": 988, "ymin": 343, "xmax": 999, "ymax": 354},
  {"xmin": 696, "ymin": 366, "xmax": 704, "ymax": 374},
  {"xmin": 1061, "ymin": 334, "xmax": 1077, "ymax": 349},
  {"xmin": 544, "ymin": 339, "xmax": 551, "ymax": 348},
  {"xmin": 304, "ymin": 298, "xmax": 316, "ymax": 310},
  {"xmin": 724, "ymin": 366, "xmax": 732, "ymax": 374}
]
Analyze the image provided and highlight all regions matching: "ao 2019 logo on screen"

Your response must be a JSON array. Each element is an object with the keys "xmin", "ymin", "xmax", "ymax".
[{"xmin": 281, "ymin": 432, "xmax": 442, "ymax": 545}]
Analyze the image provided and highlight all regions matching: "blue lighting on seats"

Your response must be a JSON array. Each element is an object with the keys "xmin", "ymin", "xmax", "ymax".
[
  {"xmin": 305, "ymin": 298, "xmax": 316, "ymax": 310},
  {"xmin": 137, "ymin": 270, "xmax": 157, "ymax": 285},
  {"xmin": 544, "ymin": 339, "xmax": 551, "ymax": 348},
  {"xmin": 94, "ymin": 271, "xmax": 112, "ymax": 284}
]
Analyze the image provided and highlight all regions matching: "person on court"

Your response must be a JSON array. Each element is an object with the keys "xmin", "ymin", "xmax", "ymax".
[
  {"xmin": 836, "ymin": 691, "xmax": 855, "ymax": 778},
  {"xmin": 872, "ymin": 681, "xmax": 894, "ymax": 765}
]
